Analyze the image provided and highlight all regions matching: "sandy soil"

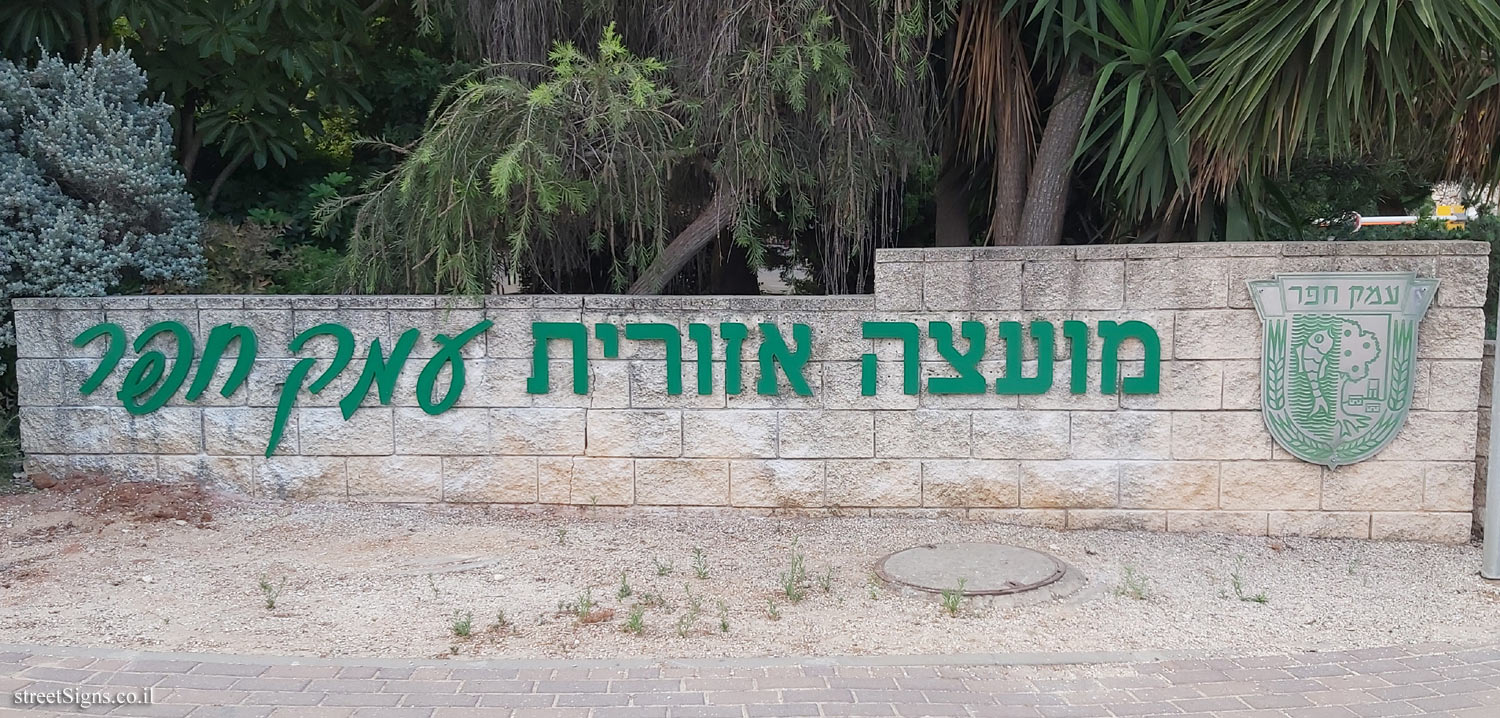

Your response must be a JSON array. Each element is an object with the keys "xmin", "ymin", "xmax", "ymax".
[{"xmin": 2, "ymin": 481, "xmax": 1498, "ymax": 661}]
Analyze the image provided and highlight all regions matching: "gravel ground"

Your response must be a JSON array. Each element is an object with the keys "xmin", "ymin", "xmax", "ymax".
[{"xmin": 2, "ymin": 485, "xmax": 1498, "ymax": 661}]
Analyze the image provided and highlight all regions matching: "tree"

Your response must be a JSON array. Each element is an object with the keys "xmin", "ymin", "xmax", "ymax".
[
  {"xmin": 1, "ymin": 0, "xmax": 378, "ymax": 206},
  {"xmin": 0, "ymin": 48, "xmax": 204, "ymax": 355}
]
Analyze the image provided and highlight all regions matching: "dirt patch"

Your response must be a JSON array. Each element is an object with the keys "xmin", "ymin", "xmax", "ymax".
[
  {"xmin": 14, "ymin": 475, "xmax": 217, "ymax": 527},
  {"xmin": 0, "ymin": 488, "xmax": 1497, "ymax": 661}
]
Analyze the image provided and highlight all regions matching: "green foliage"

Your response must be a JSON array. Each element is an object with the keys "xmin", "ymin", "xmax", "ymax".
[
  {"xmin": 0, "ymin": 48, "xmax": 203, "ymax": 349},
  {"xmin": 339, "ymin": 25, "xmax": 687, "ymax": 294}
]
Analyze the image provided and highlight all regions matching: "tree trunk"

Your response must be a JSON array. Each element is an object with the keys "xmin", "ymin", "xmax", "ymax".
[
  {"xmin": 627, "ymin": 188, "xmax": 735, "ymax": 295},
  {"xmin": 177, "ymin": 95, "xmax": 201, "ymax": 180},
  {"xmin": 1016, "ymin": 66, "xmax": 1093, "ymax": 246},
  {"xmin": 205, "ymin": 153, "xmax": 249, "ymax": 209},
  {"xmin": 933, "ymin": 135, "xmax": 969, "ymax": 247},
  {"xmin": 989, "ymin": 124, "xmax": 1029, "ymax": 245}
]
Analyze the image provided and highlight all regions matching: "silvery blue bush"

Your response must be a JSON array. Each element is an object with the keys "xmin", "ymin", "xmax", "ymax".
[{"xmin": 0, "ymin": 48, "xmax": 203, "ymax": 366}]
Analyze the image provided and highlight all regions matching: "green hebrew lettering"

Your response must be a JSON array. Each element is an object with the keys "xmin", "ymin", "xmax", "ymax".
[
  {"xmin": 268, "ymin": 323, "xmax": 355, "ymax": 457},
  {"xmin": 1062, "ymin": 320, "xmax": 1089, "ymax": 394},
  {"xmin": 185, "ymin": 324, "xmax": 257, "ymax": 402},
  {"xmin": 861, "ymin": 321, "xmax": 920, "ymax": 395},
  {"xmin": 1099, "ymin": 320, "xmax": 1161, "ymax": 394},
  {"xmin": 720, "ymin": 322, "xmax": 749, "ymax": 394},
  {"xmin": 687, "ymin": 323, "xmax": 714, "ymax": 395},
  {"xmin": 757, "ymin": 323, "xmax": 813, "ymax": 396},
  {"xmin": 626, "ymin": 323, "xmax": 684, "ymax": 395},
  {"xmin": 526, "ymin": 322, "xmax": 589, "ymax": 394},
  {"xmin": 73, "ymin": 323, "xmax": 126, "ymax": 395},
  {"xmin": 595, "ymin": 323, "xmax": 620, "ymax": 358},
  {"xmin": 417, "ymin": 319, "xmax": 491, "ymax": 413},
  {"xmin": 339, "ymin": 328, "xmax": 419, "ymax": 419},
  {"xmin": 927, "ymin": 321, "xmax": 987, "ymax": 394},
  {"xmin": 117, "ymin": 321, "xmax": 194, "ymax": 414},
  {"xmin": 995, "ymin": 321, "xmax": 1054, "ymax": 395}
]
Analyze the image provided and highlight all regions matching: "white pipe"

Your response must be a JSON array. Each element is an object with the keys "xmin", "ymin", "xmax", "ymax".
[{"xmin": 1485, "ymin": 331, "xmax": 1500, "ymax": 579}]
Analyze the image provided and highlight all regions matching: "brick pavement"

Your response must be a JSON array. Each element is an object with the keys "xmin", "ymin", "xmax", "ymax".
[{"xmin": 1, "ymin": 642, "xmax": 1497, "ymax": 717}]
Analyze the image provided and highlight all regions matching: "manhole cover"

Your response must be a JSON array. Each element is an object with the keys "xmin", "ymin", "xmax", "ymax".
[{"xmin": 875, "ymin": 543, "xmax": 1085, "ymax": 605}]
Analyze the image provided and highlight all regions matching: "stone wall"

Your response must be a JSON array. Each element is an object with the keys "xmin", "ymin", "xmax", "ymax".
[
  {"xmin": 10, "ymin": 241, "xmax": 1490, "ymax": 541},
  {"xmin": 1477, "ymin": 341, "xmax": 1495, "ymax": 539}
]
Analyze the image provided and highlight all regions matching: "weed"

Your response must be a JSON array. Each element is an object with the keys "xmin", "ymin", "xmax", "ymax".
[
  {"xmin": 624, "ymin": 605, "xmax": 645, "ymax": 635},
  {"xmin": 677, "ymin": 586, "xmax": 703, "ymax": 637},
  {"xmin": 940, "ymin": 578, "xmax": 967, "ymax": 617},
  {"xmin": 1346, "ymin": 558, "xmax": 1362, "ymax": 576},
  {"xmin": 779, "ymin": 541, "xmax": 808, "ymax": 603},
  {"xmin": 257, "ymin": 575, "xmax": 286, "ymax": 610},
  {"xmin": 555, "ymin": 528, "xmax": 568, "ymax": 546},
  {"xmin": 818, "ymin": 565, "xmax": 834, "ymax": 593},
  {"xmin": 451, "ymin": 610, "xmax": 473, "ymax": 638},
  {"xmin": 637, "ymin": 591, "xmax": 669, "ymax": 609},
  {"xmin": 716, "ymin": 599, "xmax": 730, "ymax": 633},
  {"xmin": 692, "ymin": 547, "xmax": 710, "ymax": 579},
  {"xmin": 1114, "ymin": 566, "xmax": 1149, "ymax": 600},
  {"xmin": 492, "ymin": 610, "xmax": 511, "ymax": 633},
  {"xmin": 766, "ymin": 599, "xmax": 781, "ymax": 621},
  {"xmin": 426, "ymin": 575, "xmax": 440, "ymax": 599},
  {"xmin": 653, "ymin": 557, "xmax": 673, "ymax": 576},
  {"xmin": 617, "ymin": 571, "xmax": 632, "ymax": 600},
  {"xmin": 1229, "ymin": 556, "xmax": 1270, "ymax": 604},
  {"xmin": 575, "ymin": 588, "xmax": 596, "ymax": 619},
  {"xmin": 866, "ymin": 573, "xmax": 881, "ymax": 600}
]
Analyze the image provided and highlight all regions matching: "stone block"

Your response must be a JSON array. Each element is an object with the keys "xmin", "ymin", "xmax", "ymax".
[
  {"xmin": 1118, "ymin": 461, "xmax": 1219, "ymax": 509},
  {"xmin": 255, "ymin": 456, "xmax": 346, "ymax": 500},
  {"xmin": 875, "ymin": 411, "xmax": 971, "ymax": 458},
  {"xmin": 13, "ymin": 308, "xmax": 105, "ymax": 358},
  {"xmin": 585, "ymin": 409, "xmax": 681, "ymax": 457},
  {"xmin": 629, "ymin": 360, "xmax": 726, "ymax": 409},
  {"xmin": 159, "ymin": 456, "xmax": 255, "ymax": 495},
  {"xmin": 922, "ymin": 261, "xmax": 974, "ymax": 310},
  {"xmin": 1119, "ymin": 361, "xmax": 1223, "ymax": 410},
  {"xmin": 1166, "ymin": 510, "xmax": 1267, "ymax": 536},
  {"xmin": 1069, "ymin": 411, "xmax": 1171, "ymax": 460},
  {"xmin": 537, "ymin": 456, "xmax": 571, "ymax": 503},
  {"xmin": 68, "ymin": 454, "xmax": 158, "ymax": 482},
  {"xmin": 1417, "ymin": 308, "xmax": 1484, "ymax": 359},
  {"xmin": 1125, "ymin": 258, "xmax": 1228, "ymax": 309},
  {"xmin": 485, "ymin": 307, "xmax": 581, "ymax": 360},
  {"xmin": 1022, "ymin": 260, "xmax": 1124, "ymax": 310},
  {"xmin": 1424, "ymin": 462, "xmax": 1475, "ymax": 511},
  {"xmin": 683, "ymin": 410, "xmax": 778, "ymax": 458},
  {"xmin": 1066, "ymin": 509, "xmax": 1166, "ymax": 531},
  {"xmin": 635, "ymin": 459, "xmax": 729, "ymax": 505},
  {"xmin": 1379, "ymin": 411, "xmax": 1476, "ymax": 461},
  {"xmin": 777, "ymin": 410, "xmax": 873, "ymax": 458},
  {"xmin": 728, "ymin": 460, "xmax": 825, "ymax": 507},
  {"xmin": 1314, "ymin": 461, "xmax": 1421, "ymax": 511},
  {"xmin": 443, "ymin": 456, "xmax": 538, "ymax": 502},
  {"xmin": 1220, "ymin": 360, "xmax": 1261, "ymax": 409},
  {"xmin": 18, "ymin": 407, "xmax": 111, "ymax": 454},
  {"xmin": 292, "ymin": 309, "xmax": 390, "ymax": 357},
  {"xmin": 204, "ymin": 407, "xmax": 289, "ymax": 456},
  {"xmin": 919, "ymin": 361, "xmax": 1021, "ymax": 409},
  {"xmin": 1417, "ymin": 360, "xmax": 1482, "ymax": 411},
  {"xmin": 200, "ymin": 309, "xmax": 294, "ymax": 358},
  {"xmin": 529, "ymin": 359, "xmax": 630, "ymax": 409},
  {"xmin": 298, "ymin": 407, "xmax": 394, "ymax": 455},
  {"xmin": 967, "ymin": 508, "xmax": 1067, "ymax": 529},
  {"xmin": 389, "ymin": 308, "xmax": 487, "ymax": 358},
  {"xmin": 1019, "ymin": 460, "xmax": 1118, "ymax": 508},
  {"xmin": 874, "ymin": 261, "xmax": 923, "ymax": 310},
  {"xmin": 348, "ymin": 456, "xmax": 442, "ymax": 502},
  {"xmin": 1015, "ymin": 361, "xmax": 1120, "ymax": 411},
  {"xmin": 920, "ymin": 460, "xmax": 1019, "ymax": 507},
  {"xmin": 972, "ymin": 411, "xmax": 1069, "ymax": 459},
  {"xmin": 1267, "ymin": 511, "xmax": 1371, "ymax": 539},
  {"xmin": 108, "ymin": 407, "xmax": 201, "ymax": 454},
  {"xmin": 1436, "ymin": 254, "xmax": 1488, "ymax": 307},
  {"xmin": 567, "ymin": 457, "xmax": 635, "ymax": 505},
  {"xmin": 821, "ymin": 360, "xmax": 918, "ymax": 410},
  {"xmin": 393, "ymin": 407, "xmax": 489, "ymax": 454},
  {"xmin": 1370, "ymin": 512, "xmax": 1472, "ymax": 543},
  {"xmin": 13, "ymin": 359, "xmax": 61, "ymax": 406},
  {"xmin": 490, "ymin": 408, "xmax": 585, "ymax": 455},
  {"xmin": 1227, "ymin": 256, "xmax": 1331, "ymax": 309},
  {"xmin": 1172, "ymin": 412, "xmax": 1272, "ymax": 460},
  {"xmin": 1172, "ymin": 310, "xmax": 1262, "ymax": 360},
  {"xmin": 826, "ymin": 459, "xmax": 921, "ymax": 507},
  {"xmin": 973, "ymin": 260, "xmax": 1023, "ymax": 310},
  {"xmin": 1219, "ymin": 461, "xmax": 1321, "ymax": 510}
]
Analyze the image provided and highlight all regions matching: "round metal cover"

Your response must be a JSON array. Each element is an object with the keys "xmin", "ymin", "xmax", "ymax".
[{"xmin": 875, "ymin": 542, "xmax": 1067, "ymax": 596}]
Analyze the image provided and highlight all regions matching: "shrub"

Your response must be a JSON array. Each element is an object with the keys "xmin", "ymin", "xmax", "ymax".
[{"xmin": 0, "ymin": 47, "xmax": 203, "ymax": 349}]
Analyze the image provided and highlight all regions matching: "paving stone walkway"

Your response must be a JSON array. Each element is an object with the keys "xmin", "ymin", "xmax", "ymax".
[{"xmin": 1, "ymin": 642, "xmax": 1497, "ymax": 718}]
